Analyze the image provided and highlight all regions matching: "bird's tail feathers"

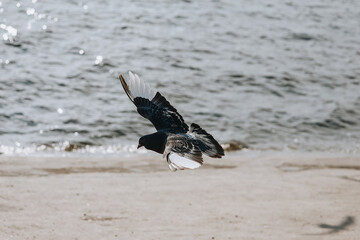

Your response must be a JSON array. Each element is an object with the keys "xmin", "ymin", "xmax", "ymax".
[
  {"xmin": 190, "ymin": 123, "xmax": 224, "ymax": 158},
  {"xmin": 119, "ymin": 71, "xmax": 156, "ymax": 103},
  {"xmin": 166, "ymin": 152, "xmax": 202, "ymax": 172}
]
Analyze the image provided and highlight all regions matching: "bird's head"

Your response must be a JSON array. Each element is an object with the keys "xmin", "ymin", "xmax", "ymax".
[
  {"xmin": 137, "ymin": 137, "xmax": 146, "ymax": 149},
  {"xmin": 137, "ymin": 133, "xmax": 167, "ymax": 154}
]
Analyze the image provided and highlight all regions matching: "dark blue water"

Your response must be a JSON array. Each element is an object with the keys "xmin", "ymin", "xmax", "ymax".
[{"xmin": 1, "ymin": 0, "xmax": 360, "ymax": 155}]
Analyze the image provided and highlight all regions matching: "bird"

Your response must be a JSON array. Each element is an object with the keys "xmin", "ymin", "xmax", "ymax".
[{"xmin": 119, "ymin": 71, "xmax": 224, "ymax": 171}]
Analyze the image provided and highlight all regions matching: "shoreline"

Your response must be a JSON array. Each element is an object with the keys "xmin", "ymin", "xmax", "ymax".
[{"xmin": 1, "ymin": 152, "xmax": 359, "ymax": 239}]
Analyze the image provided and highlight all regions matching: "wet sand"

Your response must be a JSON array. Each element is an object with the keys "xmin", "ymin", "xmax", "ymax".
[{"xmin": 0, "ymin": 152, "xmax": 359, "ymax": 239}]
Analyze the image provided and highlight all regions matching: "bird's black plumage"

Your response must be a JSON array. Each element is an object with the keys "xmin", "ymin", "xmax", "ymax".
[
  {"xmin": 134, "ymin": 93, "xmax": 189, "ymax": 133},
  {"xmin": 119, "ymin": 72, "xmax": 224, "ymax": 171},
  {"xmin": 138, "ymin": 131, "xmax": 167, "ymax": 154}
]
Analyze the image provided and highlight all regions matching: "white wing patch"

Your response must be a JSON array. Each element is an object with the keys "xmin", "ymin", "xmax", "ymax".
[
  {"xmin": 166, "ymin": 152, "xmax": 202, "ymax": 172},
  {"xmin": 127, "ymin": 71, "xmax": 156, "ymax": 100}
]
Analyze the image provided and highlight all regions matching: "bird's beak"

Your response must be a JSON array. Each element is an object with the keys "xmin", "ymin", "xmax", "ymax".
[{"xmin": 137, "ymin": 143, "xmax": 142, "ymax": 149}]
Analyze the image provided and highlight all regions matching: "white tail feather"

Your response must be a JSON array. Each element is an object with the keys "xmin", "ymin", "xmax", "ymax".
[{"xmin": 167, "ymin": 153, "xmax": 202, "ymax": 171}]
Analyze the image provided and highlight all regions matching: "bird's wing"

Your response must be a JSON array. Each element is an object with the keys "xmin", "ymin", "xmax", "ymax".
[
  {"xmin": 188, "ymin": 123, "xmax": 225, "ymax": 158},
  {"xmin": 164, "ymin": 134, "xmax": 203, "ymax": 172},
  {"xmin": 120, "ymin": 72, "xmax": 189, "ymax": 133}
]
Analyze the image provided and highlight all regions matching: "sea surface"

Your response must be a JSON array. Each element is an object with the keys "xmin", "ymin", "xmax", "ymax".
[{"xmin": 1, "ymin": 0, "xmax": 359, "ymax": 155}]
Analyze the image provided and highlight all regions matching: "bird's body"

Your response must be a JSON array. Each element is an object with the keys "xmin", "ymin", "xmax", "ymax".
[{"xmin": 119, "ymin": 72, "xmax": 224, "ymax": 171}]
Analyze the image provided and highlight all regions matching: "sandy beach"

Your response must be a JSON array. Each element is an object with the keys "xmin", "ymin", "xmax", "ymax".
[{"xmin": 0, "ymin": 152, "xmax": 359, "ymax": 240}]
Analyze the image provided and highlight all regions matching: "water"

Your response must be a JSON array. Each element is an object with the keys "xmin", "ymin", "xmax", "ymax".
[{"xmin": 1, "ymin": 0, "xmax": 360, "ymax": 155}]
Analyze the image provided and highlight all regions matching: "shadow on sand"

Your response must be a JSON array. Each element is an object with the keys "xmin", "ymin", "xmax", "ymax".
[{"xmin": 313, "ymin": 216, "xmax": 355, "ymax": 235}]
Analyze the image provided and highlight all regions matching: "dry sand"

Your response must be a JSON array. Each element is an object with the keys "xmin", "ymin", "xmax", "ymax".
[{"xmin": 0, "ymin": 151, "xmax": 359, "ymax": 240}]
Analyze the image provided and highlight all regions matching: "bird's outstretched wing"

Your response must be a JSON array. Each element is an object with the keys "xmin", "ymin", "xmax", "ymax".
[
  {"xmin": 188, "ymin": 123, "xmax": 224, "ymax": 158},
  {"xmin": 119, "ymin": 72, "xmax": 189, "ymax": 133},
  {"xmin": 163, "ymin": 134, "xmax": 203, "ymax": 172}
]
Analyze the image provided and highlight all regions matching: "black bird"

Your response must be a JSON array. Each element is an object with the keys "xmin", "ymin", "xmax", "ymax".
[{"xmin": 119, "ymin": 71, "xmax": 224, "ymax": 171}]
